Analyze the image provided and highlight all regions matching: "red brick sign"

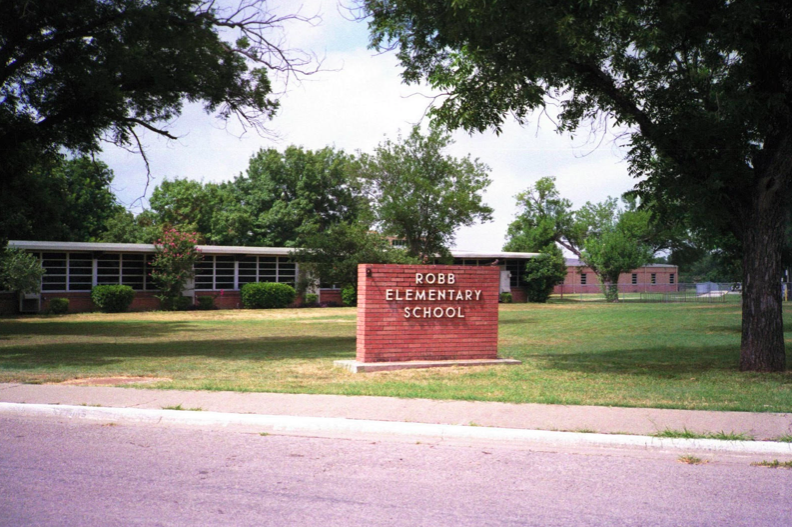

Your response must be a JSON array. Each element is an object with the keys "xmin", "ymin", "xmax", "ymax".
[{"xmin": 356, "ymin": 264, "xmax": 499, "ymax": 363}]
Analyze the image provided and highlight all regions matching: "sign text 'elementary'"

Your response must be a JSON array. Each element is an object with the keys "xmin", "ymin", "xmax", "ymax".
[{"xmin": 384, "ymin": 273, "xmax": 483, "ymax": 319}]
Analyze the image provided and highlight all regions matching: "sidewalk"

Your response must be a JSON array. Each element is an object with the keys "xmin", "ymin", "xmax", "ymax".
[{"xmin": 2, "ymin": 382, "xmax": 791, "ymax": 455}]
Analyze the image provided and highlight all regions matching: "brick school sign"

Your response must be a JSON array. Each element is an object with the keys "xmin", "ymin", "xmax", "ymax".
[{"xmin": 354, "ymin": 264, "xmax": 500, "ymax": 364}]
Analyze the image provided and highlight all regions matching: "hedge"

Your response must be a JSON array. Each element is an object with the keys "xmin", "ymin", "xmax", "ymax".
[
  {"xmin": 91, "ymin": 285, "xmax": 135, "ymax": 313},
  {"xmin": 240, "ymin": 282, "xmax": 296, "ymax": 309}
]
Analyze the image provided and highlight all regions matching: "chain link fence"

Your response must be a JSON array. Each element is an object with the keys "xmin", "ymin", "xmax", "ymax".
[{"xmin": 549, "ymin": 282, "xmax": 785, "ymax": 303}]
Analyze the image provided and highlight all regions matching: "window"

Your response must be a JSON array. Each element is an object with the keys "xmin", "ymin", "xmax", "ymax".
[
  {"xmin": 41, "ymin": 252, "xmax": 66, "ymax": 291},
  {"xmin": 194, "ymin": 257, "xmax": 216, "ymax": 290},
  {"xmin": 651, "ymin": 273, "xmax": 657, "ymax": 284},
  {"xmin": 506, "ymin": 260, "xmax": 524, "ymax": 287},
  {"xmin": 120, "ymin": 254, "xmax": 147, "ymax": 290},
  {"xmin": 96, "ymin": 253, "xmax": 120, "ymax": 285},
  {"xmin": 670, "ymin": 273, "xmax": 675, "ymax": 284},
  {"xmin": 631, "ymin": 273, "xmax": 638, "ymax": 285},
  {"xmin": 97, "ymin": 253, "xmax": 151, "ymax": 290},
  {"xmin": 67, "ymin": 253, "xmax": 93, "ymax": 291},
  {"xmin": 238, "ymin": 256, "xmax": 258, "ymax": 287},
  {"xmin": 196, "ymin": 255, "xmax": 296, "ymax": 290},
  {"xmin": 40, "ymin": 252, "xmax": 93, "ymax": 291},
  {"xmin": 580, "ymin": 273, "xmax": 587, "ymax": 285},
  {"xmin": 215, "ymin": 256, "xmax": 235, "ymax": 289}
]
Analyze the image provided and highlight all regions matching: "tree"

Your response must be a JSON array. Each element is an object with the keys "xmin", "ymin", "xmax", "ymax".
[
  {"xmin": 0, "ymin": 247, "xmax": 45, "ymax": 311},
  {"xmin": 503, "ymin": 177, "xmax": 573, "ymax": 254},
  {"xmin": 150, "ymin": 228, "xmax": 201, "ymax": 310},
  {"xmin": 0, "ymin": 155, "xmax": 123, "ymax": 243},
  {"xmin": 364, "ymin": 0, "xmax": 791, "ymax": 371},
  {"xmin": 582, "ymin": 226, "xmax": 654, "ymax": 302},
  {"xmin": 359, "ymin": 126, "xmax": 493, "ymax": 260},
  {"xmin": 505, "ymin": 177, "xmax": 658, "ymax": 300},
  {"xmin": 97, "ymin": 209, "xmax": 160, "ymax": 244},
  {"xmin": 1, "ymin": 0, "xmax": 315, "ymax": 243},
  {"xmin": 291, "ymin": 222, "xmax": 418, "ymax": 294},
  {"xmin": 149, "ymin": 179, "xmax": 217, "ymax": 237},
  {"xmin": 229, "ymin": 146, "xmax": 363, "ymax": 247}
]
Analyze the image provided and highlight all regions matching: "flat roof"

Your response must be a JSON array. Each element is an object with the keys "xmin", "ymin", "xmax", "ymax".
[
  {"xmin": 564, "ymin": 258, "xmax": 677, "ymax": 269},
  {"xmin": 8, "ymin": 241, "xmax": 539, "ymax": 260}
]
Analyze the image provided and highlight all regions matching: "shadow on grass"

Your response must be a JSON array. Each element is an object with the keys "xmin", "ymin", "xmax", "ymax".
[
  {"xmin": 0, "ymin": 321, "xmax": 209, "ymax": 339},
  {"xmin": 0, "ymin": 336, "xmax": 355, "ymax": 369},
  {"xmin": 524, "ymin": 344, "xmax": 745, "ymax": 377},
  {"xmin": 706, "ymin": 320, "xmax": 792, "ymax": 335}
]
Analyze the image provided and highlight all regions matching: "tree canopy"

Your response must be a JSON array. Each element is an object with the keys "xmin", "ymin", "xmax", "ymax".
[
  {"xmin": 1, "ymin": 155, "xmax": 123, "ymax": 243},
  {"xmin": 359, "ymin": 126, "xmax": 493, "ymax": 260},
  {"xmin": 1, "ymin": 0, "xmax": 315, "ymax": 247},
  {"xmin": 363, "ymin": 0, "xmax": 792, "ymax": 371},
  {"xmin": 232, "ymin": 146, "xmax": 363, "ymax": 247}
]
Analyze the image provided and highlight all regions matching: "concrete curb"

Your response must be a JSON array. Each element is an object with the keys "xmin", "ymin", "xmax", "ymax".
[{"xmin": 3, "ymin": 402, "xmax": 792, "ymax": 456}]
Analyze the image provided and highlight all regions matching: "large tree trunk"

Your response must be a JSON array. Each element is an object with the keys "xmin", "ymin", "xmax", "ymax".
[{"xmin": 739, "ymin": 169, "xmax": 788, "ymax": 372}]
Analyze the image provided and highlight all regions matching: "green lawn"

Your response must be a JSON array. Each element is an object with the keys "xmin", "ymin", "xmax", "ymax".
[{"xmin": 0, "ymin": 303, "xmax": 790, "ymax": 412}]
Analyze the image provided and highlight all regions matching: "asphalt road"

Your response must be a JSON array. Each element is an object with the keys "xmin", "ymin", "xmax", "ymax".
[{"xmin": 2, "ymin": 416, "xmax": 791, "ymax": 526}]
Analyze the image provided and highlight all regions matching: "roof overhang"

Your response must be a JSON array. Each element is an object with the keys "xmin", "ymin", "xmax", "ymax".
[{"xmin": 8, "ymin": 241, "xmax": 539, "ymax": 260}]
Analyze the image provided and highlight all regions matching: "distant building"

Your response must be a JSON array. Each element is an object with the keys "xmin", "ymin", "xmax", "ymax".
[{"xmin": 554, "ymin": 258, "xmax": 679, "ymax": 295}]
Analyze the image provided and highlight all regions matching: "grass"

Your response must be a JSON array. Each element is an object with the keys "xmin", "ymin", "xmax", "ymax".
[
  {"xmin": 161, "ymin": 404, "xmax": 203, "ymax": 411},
  {"xmin": 751, "ymin": 460, "xmax": 792, "ymax": 469},
  {"xmin": 775, "ymin": 435, "xmax": 792, "ymax": 443},
  {"xmin": 677, "ymin": 454, "xmax": 707, "ymax": 465},
  {"xmin": 1, "ymin": 303, "xmax": 791, "ymax": 411},
  {"xmin": 654, "ymin": 428, "xmax": 754, "ymax": 441}
]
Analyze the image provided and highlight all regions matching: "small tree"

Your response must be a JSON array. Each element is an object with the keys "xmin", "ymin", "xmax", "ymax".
[
  {"xmin": 0, "ymin": 248, "xmax": 45, "ymax": 311},
  {"xmin": 582, "ymin": 228, "xmax": 654, "ymax": 302},
  {"xmin": 150, "ymin": 229, "xmax": 201, "ymax": 310},
  {"xmin": 523, "ymin": 250, "xmax": 567, "ymax": 303}
]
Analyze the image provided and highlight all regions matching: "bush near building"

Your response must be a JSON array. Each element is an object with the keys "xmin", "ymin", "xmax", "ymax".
[
  {"xmin": 47, "ymin": 298, "xmax": 69, "ymax": 314},
  {"xmin": 240, "ymin": 282, "xmax": 296, "ymax": 309},
  {"xmin": 91, "ymin": 285, "xmax": 135, "ymax": 313}
]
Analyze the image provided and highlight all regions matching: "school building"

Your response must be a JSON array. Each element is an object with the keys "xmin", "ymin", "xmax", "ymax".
[
  {"xmin": 0, "ymin": 241, "xmax": 540, "ymax": 314},
  {"xmin": 554, "ymin": 258, "xmax": 679, "ymax": 295}
]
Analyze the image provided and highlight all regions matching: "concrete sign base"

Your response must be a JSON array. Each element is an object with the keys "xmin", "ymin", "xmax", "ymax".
[{"xmin": 335, "ymin": 358, "xmax": 521, "ymax": 374}]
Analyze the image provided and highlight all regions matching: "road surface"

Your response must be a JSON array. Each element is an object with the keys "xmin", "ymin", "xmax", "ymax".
[{"xmin": 2, "ymin": 416, "xmax": 791, "ymax": 526}]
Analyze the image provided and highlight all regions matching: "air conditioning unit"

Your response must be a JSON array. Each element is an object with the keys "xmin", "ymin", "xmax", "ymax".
[{"xmin": 19, "ymin": 293, "xmax": 41, "ymax": 313}]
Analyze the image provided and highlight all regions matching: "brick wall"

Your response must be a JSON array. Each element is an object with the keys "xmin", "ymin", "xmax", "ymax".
[
  {"xmin": 319, "ymin": 289, "xmax": 342, "ymax": 305},
  {"xmin": 356, "ymin": 264, "xmax": 499, "ymax": 363}
]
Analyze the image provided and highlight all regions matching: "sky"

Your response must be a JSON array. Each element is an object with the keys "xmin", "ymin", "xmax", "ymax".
[{"xmin": 99, "ymin": 0, "xmax": 637, "ymax": 253}]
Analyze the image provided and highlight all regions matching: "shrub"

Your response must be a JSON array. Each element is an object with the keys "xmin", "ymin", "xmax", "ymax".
[
  {"xmin": 172, "ymin": 295, "xmax": 193, "ymax": 311},
  {"xmin": 240, "ymin": 282, "xmax": 296, "ymax": 309},
  {"xmin": 499, "ymin": 292, "xmax": 513, "ymax": 303},
  {"xmin": 91, "ymin": 285, "xmax": 135, "ymax": 313},
  {"xmin": 304, "ymin": 293, "xmax": 319, "ymax": 306},
  {"xmin": 524, "ymin": 251, "xmax": 568, "ymax": 303},
  {"xmin": 341, "ymin": 284, "xmax": 357, "ymax": 307},
  {"xmin": 196, "ymin": 296, "xmax": 215, "ymax": 310},
  {"xmin": 48, "ymin": 298, "xmax": 70, "ymax": 315}
]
